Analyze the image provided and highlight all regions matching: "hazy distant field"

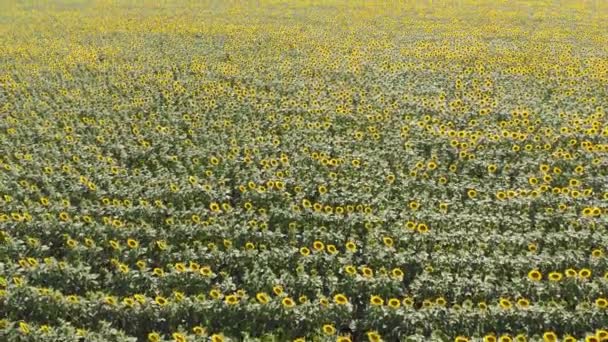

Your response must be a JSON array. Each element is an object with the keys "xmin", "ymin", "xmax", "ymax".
[{"xmin": 1, "ymin": 1, "xmax": 607, "ymax": 341}]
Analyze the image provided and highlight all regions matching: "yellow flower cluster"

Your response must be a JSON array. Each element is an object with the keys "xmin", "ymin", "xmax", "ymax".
[{"xmin": 0, "ymin": 0, "xmax": 607, "ymax": 341}]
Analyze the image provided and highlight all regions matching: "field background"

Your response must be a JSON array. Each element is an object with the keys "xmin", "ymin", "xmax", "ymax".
[{"xmin": 1, "ymin": 0, "xmax": 607, "ymax": 341}]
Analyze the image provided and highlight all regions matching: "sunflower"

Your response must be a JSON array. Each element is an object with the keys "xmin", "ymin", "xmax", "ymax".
[
  {"xmin": 361, "ymin": 267, "xmax": 373, "ymax": 278},
  {"xmin": 382, "ymin": 236, "xmax": 394, "ymax": 247},
  {"xmin": 514, "ymin": 334, "xmax": 527, "ymax": 342},
  {"xmin": 66, "ymin": 238, "xmax": 78, "ymax": 248},
  {"xmin": 548, "ymin": 272, "xmax": 563, "ymax": 281},
  {"xmin": 370, "ymin": 295, "xmax": 384, "ymax": 306},
  {"xmin": 565, "ymin": 268, "xmax": 577, "ymax": 278},
  {"xmin": 135, "ymin": 260, "xmax": 146, "ymax": 270},
  {"xmin": 467, "ymin": 189, "xmax": 477, "ymax": 199},
  {"xmin": 299, "ymin": 247, "xmax": 311, "ymax": 256},
  {"xmin": 189, "ymin": 261, "xmax": 200, "ymax": 271},
  {"xmin": 402, "ymin": 297, "xmax": 414, "ymax": 307},
  {"xmin": 209, "ymin": 202, "xmax": 221, "ymax": 212},
  {"xmin": 210, "ymin": 334, "xmax": 224, "ymax": 342},
  {"xmin": 175, "ymin": 263, "xmax": 187, "ymax": 273},
  {"xmin": 516, "ymin": 298, "xmax": 530, "ymax": 309},
  {"xmin": 391, "ymin": 268, "xmax": 404, "ymax": 279},
  {"xmin": 172, "ymin": 332, "xmax": 186, "ymax": 342},
  {"xmin": 484, "ymin": 335, "xmax": 497, "ymax": 342},
  {"xmin": 192, "ymin": 326, "xmax": 207, "ymax": 336},
  {"xmin": 322, "ymin": 324, "xmax": 336, "ymax": 336},
  {"xmin": 148, "ymin": 332, "xmax": 161, "ymax": 342},
  {"xmin": 153, "ymin": 268, "xmax": 165, "ymax": 277},
  {"xmin": 123, "ymin": 297, "xmax": 136, "ymax": 308},
  {"xmin": 334, "ymin": 294, "xmax": 348, "ymax": 305},
  {"xmin": 104, "ymin": 296, "xmax": 117, "ymax": 306},
  {"xmin": 579, "ymin": 268, "xmax": 592, "ymax": 279},
  {"xmin": 319, "ymin": 297, "xmax": 329, "ymax": 307},
  {"xmin": 134, "ymin": 294, "xmax": 146, "ymax": 304},
  {"xmin": 312, "ymin": 240, "xmax": 324, "ymax": 251},
  {"xmin": 224, "ymin": 294, "xmax": 239, "ymax": 305},
  {"xmin": 388, "ymin": 298, "xmax": 401, "ymax": 308},
  {"xmin": 499, "ymin": 298, "xmax": 512, "ymax": 309},
  {"xmin": 200, "ymin": 266, "xmax": 213, "ymax": 277},
  {"xmin": 66, "ymin": 295, "xmax": 80, "ymax": 304},
  {"xmin": 272, "ymin": 285, "xmax": 284, "ymax": 296},
  {"xmin": 155, "ymin": 296, "xmax": 168, "ymax": 306},
  {"xmin": 58, "ymin": 212, "xmax": 70, "ymax": 221},
  {"xmin": 209, "ymin": 289, "xmax": 221, "ymax": 299},
  {"xmin": 592, "ymin": 207, "xmax": 602, "ymax": 216},
  {"xmin": 409, "ymin": 201, "xmax": 420, "ymax": 210},
  {"xmin": 366, "ymin": 331, "xmax": 382, "ymax": 342},
  {"xmin": 156, "ymin": 240, "xmax": 167, "ymax": 251},
  {"xmin": 326, "ymin": 244, "xmax": 338, "ymax": 254},
  {"xmin": 256, "ymin": 292, "xmax": 269, "ymax": 304},
  {"xmin": 345, "ymin": 241, "xmax": 357, "ymax": 252},
  {"xmin": 478, "ymin": 301, "xmax": 488, "ymax": 310},
  {"xmin": 542, "ymin": 332, "xmax": 557, "ymax": 342},
  {"xmin": 595, "ymin": 297, "xmax": 608, "ymax": 309},
  {"xmin": 344, "ymin": 265, "xmax": 357, "ymax": 275},
  {"xmin": 318, "ymin": 185, "xmax": 327, "ymax": 194},
  {"xmin": 528, "ymin": 269, "xmax": 542, "ymax": 281},
  {"xmin": 19, "ymin": 321, "xmax": 32, "ymax": 335},
  {"xmin": 38, "ymin": 325, "xmax": 51, "ymax": 334},
  {"xmin": 282, "ymin": 297, "xmax": 295, "ymax": 308}
]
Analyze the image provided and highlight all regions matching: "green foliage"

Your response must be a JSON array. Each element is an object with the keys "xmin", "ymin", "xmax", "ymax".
[{"xmin": 0, "ymin": 1, "xmax": 607, "ymax": 341}]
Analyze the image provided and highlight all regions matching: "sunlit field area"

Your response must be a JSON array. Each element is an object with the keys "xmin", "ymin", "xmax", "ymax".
[{"xmin": 1, "ymin": 0, "xmax": 607, "ymax": 341}]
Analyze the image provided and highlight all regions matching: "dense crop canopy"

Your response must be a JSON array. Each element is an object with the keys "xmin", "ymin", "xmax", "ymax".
[{"xmin": 0, "ymin": 0, "xmax": 607, "ymax": 341}]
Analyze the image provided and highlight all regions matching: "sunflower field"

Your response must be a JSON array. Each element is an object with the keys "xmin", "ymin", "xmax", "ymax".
[{"xmin": 0, "ymin": 0, "xmax": 607, "ymax": 341}]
